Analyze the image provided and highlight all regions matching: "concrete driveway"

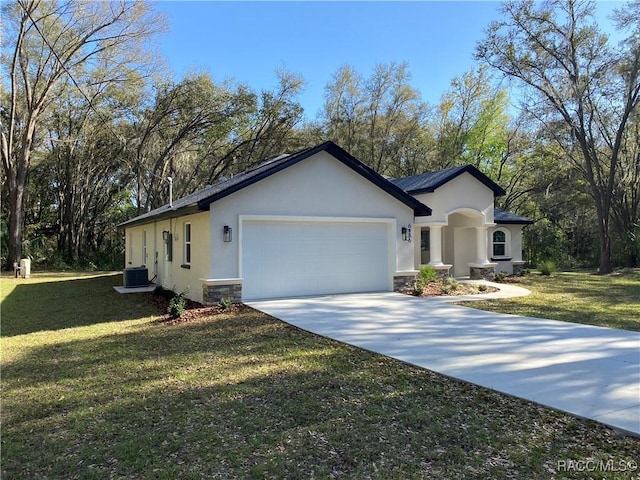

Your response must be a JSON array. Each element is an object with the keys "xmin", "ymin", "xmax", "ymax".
[{"xmin": 247, "ymin": 292, "xmax": 640, "ymax": 436}]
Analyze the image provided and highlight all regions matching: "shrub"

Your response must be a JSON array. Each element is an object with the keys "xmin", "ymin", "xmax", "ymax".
[
  {"xmin": 443, "ymin": 277, "xmax": 459, "ymax": 289},
  {"xmin": 478, "ymin": 283, "xmax": 488, "ymax": 292},
  {"xmin": 494, "ymin": 271, "xmax": 509, "ymax": 282},
  {"xmin": 219, "ymin": 297, "xmax": 232, "ymax": 310},
  {"xmin": 441, "ymin": 277, "xmax": 459, "ymax": 295},
  {"xmin": 418, "ymin": 265, "xmax": 439, "ymax": 284},
  {"xmin": 168, "ymin": 290, "xmax": 187, "ymax": 319},
  {"xmin": 413, "ymin": 265, "xmax": 439, "ymax": 296},
  {"xmin": 539, "ymin": 260, "xmax": 556, "ymax": 276}
]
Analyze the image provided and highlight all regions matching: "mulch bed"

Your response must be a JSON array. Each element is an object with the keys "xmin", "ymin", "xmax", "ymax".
[
  {"xmin": 420, "ymin": 282, "xmax": 499, "ymax": 296},
  {"xmin": 146, "ymin": 276, "xmax": 510, "ymax": 322},
  {"xmin": 144, "ymin": 291, "xmax": 246, "ymax": 323}
]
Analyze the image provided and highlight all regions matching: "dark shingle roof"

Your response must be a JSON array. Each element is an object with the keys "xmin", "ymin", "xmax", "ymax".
[
  {"xmin": 494, "ymin": 208, "xmax": 534, "ymax": 225},
  {"xmin": 391, "ymin": 167, "xmax": 532, "ymax": 225},
  {"xmin": 120, "ymin": 142, "xmax": 431, "ymax": 228},
  {"xmin": 391, "ymin": 165, "xmax": 506, "ymax": 196}
]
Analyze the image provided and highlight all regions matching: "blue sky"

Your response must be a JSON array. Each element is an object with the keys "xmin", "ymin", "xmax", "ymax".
[{"xmin": 154, "ymin": 1, "xmax": 622, "ymax": 120}]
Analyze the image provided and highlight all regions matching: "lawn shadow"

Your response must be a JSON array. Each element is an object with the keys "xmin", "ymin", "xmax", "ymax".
[
  {"xmin": 6, "ymin": 309, "xmax": 634, "ymax": 479},
  {"xmin": 1, "ymin": 273, "xmax": 161, "ymax": 337}
]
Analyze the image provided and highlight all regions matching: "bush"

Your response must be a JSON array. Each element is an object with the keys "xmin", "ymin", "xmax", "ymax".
[
  {"xmin": 494, "ymin": 271, "xmax": 509, "ymax": 282},
  {"xmin": 413, "ymin": 265, "xmax": 439, "ymax": 296},
  {"xmin": 168, "ymin": 290, "xmax": 187, "ymax": 319},
  {"xmin": 219, "ymin": 297, "xmax": 232, "ymax": 310},
  {"xmin": 418, "ymin": 265, "xmax": 439, "ymax": 284},
  {"xmin": 441, "ymin": 277, "xmax": 459, "ymax": 295},
  {"xmin": 539, "ymin": 260, "xmax": 556, "ymax": 276}
]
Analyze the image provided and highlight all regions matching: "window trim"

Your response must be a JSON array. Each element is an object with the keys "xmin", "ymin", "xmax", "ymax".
[
  {"xmin": 491, "ymin": 228, "xmax": 509, "ymax": 259},
  {"xmin": 142, "ymin": 230, "xmax": 147, "ymax": 266},
  {"xmin": 183, "ymin": 222, "xmax": 192, "ymax": 266},
  {"xmin": 128, "ymin": 232, "xmax": 133, "ymax": 265}
]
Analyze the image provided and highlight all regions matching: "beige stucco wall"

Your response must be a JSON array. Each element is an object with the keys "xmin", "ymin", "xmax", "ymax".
[
  {"xmin": 489, "ymin": 224, "xmax": 524, "ymax": 274},
  {"xmin": 209, "ymin": 151, "xmax": 417, "ymax": 282},
  {"xmin": 124, "ymin": 151, "xmax": 416, "ymax": 302},
  {"xmin": 124, "ymin": 211, "xmax": 210, "ymax": 303},
  {"xmin": 413, "ymin": 175, "xmax": 495, "ymax": 272},
  {"xmin": 413, "ymin": 172, "xmax": 495, "ymax": 224}
]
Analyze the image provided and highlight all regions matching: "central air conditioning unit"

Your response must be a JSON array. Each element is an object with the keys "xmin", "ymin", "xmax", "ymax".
[{"xmin": 123, "ymin": 266, "xmax": 149, "ymax": 288}]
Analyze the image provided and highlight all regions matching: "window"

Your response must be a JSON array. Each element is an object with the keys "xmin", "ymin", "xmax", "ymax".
[
  {"xmin": 421, "ymin": 229, "xmax": 430, "ymax": 252},
  {"xmin": 493, "ymin": 230, "xmax": 506, "ymax": 257},
  {"xmin": 184, "ymin": 223, "xmax": 191, "ymax": 265},
  {"xmin": 142, "ymin": 230, "xmax": 147, "ymax": 265}
]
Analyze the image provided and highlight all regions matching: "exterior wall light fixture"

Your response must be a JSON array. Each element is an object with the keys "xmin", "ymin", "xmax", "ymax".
[
  {"xmin": 223, "ymin": 225, "xmax": 232, "ymax": 242},
  {"xmin": 402, "ymin": 224, "xmax": 412, "ymax": 242}
]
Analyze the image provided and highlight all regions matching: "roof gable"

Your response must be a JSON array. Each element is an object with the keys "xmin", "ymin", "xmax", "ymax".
[
  {"xmin": 391, "ymin": 165, "xmax": 506, "ymax": 197},
  {"xmin": 120, "ymin": 142, "xmax": 431, "ymax": 228}
]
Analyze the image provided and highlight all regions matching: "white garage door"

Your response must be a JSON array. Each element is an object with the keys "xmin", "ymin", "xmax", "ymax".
[{"xmin": 242, "ymin": 219, "xmax": 390, "ymax": 300}]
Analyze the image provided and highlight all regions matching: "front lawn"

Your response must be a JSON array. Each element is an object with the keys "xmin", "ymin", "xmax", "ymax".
[
  {"xmin": 2, "ymin": 273, "xmax": 639, "ymax": 479},
  {"xmin": 468, "ymin": 269, "xmax": 640, "ymax": 331}
]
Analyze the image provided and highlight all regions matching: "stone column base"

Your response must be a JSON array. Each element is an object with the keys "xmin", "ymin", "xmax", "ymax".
[
  {"xmin": 468, "ymin": 263, "xmax": 497, "ymax": 280},
  {"xmin": 393, "ymin": 272, "xmax": 418, "ymax": 292},
  {"xmin": 512, "ymin": 261, "xmax": 526, "ymax": 276},
  {"xmin": 201, "ymin": 278, "xmax": 242, "ymax": 305},
  {"xmin": 427, "ymin": 264, "xmax": 452, "ymax": 280}
]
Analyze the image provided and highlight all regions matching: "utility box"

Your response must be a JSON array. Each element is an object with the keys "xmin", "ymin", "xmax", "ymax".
[
  {"xmin": 123, "ymin": 266, "xmax": 148, "ymax": 288},
  {"xmin": 19, "ymin": 258, "xmax": 31, "ymax": 278}
]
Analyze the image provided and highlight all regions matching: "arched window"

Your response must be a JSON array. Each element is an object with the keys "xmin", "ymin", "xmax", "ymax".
[{"xmin": 493, "ymin": 230, "xmax": 507, "ymax": 257}]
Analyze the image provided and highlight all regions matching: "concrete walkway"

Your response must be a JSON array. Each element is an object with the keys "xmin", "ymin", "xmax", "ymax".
[{"xmin": 247, "ymin": 290, "xmax": 640, "ymax": 436}]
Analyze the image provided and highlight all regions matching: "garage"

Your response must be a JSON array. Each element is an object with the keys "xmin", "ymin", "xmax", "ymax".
[{"xmin": 242, "ymin": 218, "xmax": 392, "ymax": 300}]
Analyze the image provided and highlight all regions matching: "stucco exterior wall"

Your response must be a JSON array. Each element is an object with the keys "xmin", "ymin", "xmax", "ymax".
[
  {"xmin": 124, "ymin": 212, "xmax": 210, "ymax": 303},
  {"xmin": 489, "ymin": 224, "xmax": 524, "ymax": 274},
  {"xmin": 209, "ymin": 151, "xmax": 416, "ymax": 281},
  {"xmin": 413, "ymin": 172, "xmax": 495, "ymax": 224},
  {"xmin": 125, "ymin": 225, "xmax": 147, "ymax": 268},
  {"xmin": 124, "ymin": 151, "xmax": 417, "ymax": 302}
]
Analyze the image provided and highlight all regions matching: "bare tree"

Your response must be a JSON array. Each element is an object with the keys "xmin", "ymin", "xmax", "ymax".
[
  {"xmin": 0, "ymin": 0, "xmax": 163, "ymax": 269},
  {"xmin": 477, "ymin": 0, "xmax": 640, "ymax": 273},
  {"xmin": 322, "ymin": 63, "xmax": 428, "ymax": 176}
]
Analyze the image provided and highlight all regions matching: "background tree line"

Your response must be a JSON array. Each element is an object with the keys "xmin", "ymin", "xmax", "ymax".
[{"xmin": 2, "ymin": 0, "xmax": 638, "ymax": 273}]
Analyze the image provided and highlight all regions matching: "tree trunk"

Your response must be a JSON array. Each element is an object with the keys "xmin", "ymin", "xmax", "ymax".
[
  {"xmin": 595, "ymin": 208, "xmax": 613, "ymax": 274},
  {"xmin": 5, "ymin": 143, "xmax": 30, "ymax": 270},
  {"xmin": 7, "ymin": 180, "xmax": 24, "ymax": 270}
]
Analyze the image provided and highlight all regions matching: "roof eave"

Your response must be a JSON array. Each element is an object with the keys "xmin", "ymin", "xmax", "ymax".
[
  {"xmin": 401, "ymin": 168, "xmax": 506, "ymax": 198},
  {"xmin": 119, "ymin": 204, "xmax": 201, "ymax": 228},
  {"xmin": 197, "ymin": 141, "xmax": 432, "ymax": 216},
  {"xmin": 405, "ymin": 187, "xmax": 434, "ymax": 195},
  {"xmin": 196, "ymin": 151, "xmax": 312, "ymax": 210},
  {"xmin": 322, "ymin": 143, "xmax": 432, "ymax": 216},
  {"xmin": 496, "ymin": 219, "xmax": 535, "ymax": 225}
]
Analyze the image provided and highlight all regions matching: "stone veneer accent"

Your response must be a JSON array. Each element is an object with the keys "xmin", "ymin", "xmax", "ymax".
[
  {"xmin": 431, "ymin": 265, "xmax": 452, "ymax": 280},
  {"xmin": 469, "ymin": 265, "xmax": 496, "ymax": 280},
  {"xmin": 512, "ymin": 261, "xmax": 526, "ymax": 276},
  {"xmin": 393, "ymin": 274, "xmax": 417, "ymax": 292},
  {"xmin": 202, "ymin": 279, "xmax": 242, "ymax": 305}
]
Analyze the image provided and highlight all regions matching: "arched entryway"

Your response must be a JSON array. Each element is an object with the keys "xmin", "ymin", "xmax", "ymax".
[
  {"xmin": 416, "ymin": 208, "xmax": 496, "ymax": 278},
  {"xmin": 445, "ymin": 210, "xmax": 484, "ymax": 277}
]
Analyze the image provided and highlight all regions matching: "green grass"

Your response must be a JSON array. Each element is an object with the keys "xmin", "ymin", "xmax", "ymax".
[
  {"xmin": 469, "ymin": 269, "xmax": 640, "ymax": 332},
  {"xmin": 2, "ymin": 273, "xmax": 639, "ymax": 479}
]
